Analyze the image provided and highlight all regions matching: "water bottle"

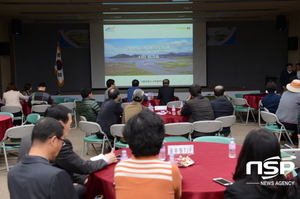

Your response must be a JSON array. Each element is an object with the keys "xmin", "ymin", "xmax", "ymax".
[
  {"xmin": 148, "ymin": 103, "xmax": 153, "ymax": 111},
  {"xmin": 180, "ymin": 101, "xmax": 183, "ymax": 108},
  {"xmin": 158, "ymin": 144, "xmax": 166, "ymax": 161},
  {"xmin": 120, "ymin": 150, "xmax": 128, "ymax": 161},
  {"xmin": 229, "ymin": 138, "xmax": 236, "ymax": 158},
  {"xmin": 172, "ymin": 105, "xmax": 176, "ymax": 115},
  {"xmin": 169, "ymin": 154, "xmax": 175, "ymax": 163}
]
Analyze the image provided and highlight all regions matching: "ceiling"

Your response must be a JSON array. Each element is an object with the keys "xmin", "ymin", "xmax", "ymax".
[{"xmin": 0, "ymin": 0, "xmax": 300, "ymax": 24}]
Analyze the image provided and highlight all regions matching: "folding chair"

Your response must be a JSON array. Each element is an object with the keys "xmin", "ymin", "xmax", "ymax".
[
  {"xmin": 260, "ymin": 111, "xmax": 294, "ymax": 145},
  {"xmin": 121, "ymin": 102, "xmax": 130, "ymax": 109},
  {"xmin": 110, "ymin": 124, "xmax": 127, "ymax": 149},
  {"xmin": 22, "ymin": 113, "xmax": 40, "ymax": 125},
  {"xmin": 31, "ymin": 104, "xmax": 51, "ymax": 117},
  {"xmin": 1, "ymin": 106, "xmax": 24, "ymax": 124},
  {"xmin": 80, "ymin": 116, "xmax": 87, "ymax": 121},
  {"xmin": 1, "ymin": 124, "xmax": 35, "ymax": 171},
  {"xmin": 78, "ymin": 121, "xmax": 112, "ymax": 157},
  {"xmin": 0, "ymin": 112, "xmax": 14, "ymax": 122},
  {"xmin": 258, "ymin": 100, "xmax": 270, "ymax": 128},
  {"xmin": 164, "ymin": 122, "xmax": 192, "ymax": 142},
  {"xmin": 232, "ymin": 98, "xmax": 256, "ymax": 125},
  {"xmin": 60, "ymin": 102, "xmax": 77, "ymax": 129},
  {"xmin": 193, "ymin": 136, "xmax": 230, "ymax": 144},
  {"xmin": 215, "ymin": 115, "xmax": 236, "ymax": 137},
  {"xmin": 166, "ymin": 101, "xmax": 183, "ymax": 108},
  {"xmin": 53, "ymin": 97, "xmax": 65, "ymax": 104},
  {"xmin": 192, "ymin": 120, "xmax": 223, "ymax": 138}
]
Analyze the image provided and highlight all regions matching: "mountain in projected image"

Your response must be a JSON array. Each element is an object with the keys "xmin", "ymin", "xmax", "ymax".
[{"xmin": 109, "ymin": 52, "xmax": 192, "ymax": 59}]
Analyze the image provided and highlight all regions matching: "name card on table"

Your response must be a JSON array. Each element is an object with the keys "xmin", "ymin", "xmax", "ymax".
[{"xmin": 167, "ymin": 145, "xmax": 194, "ymax": 155}]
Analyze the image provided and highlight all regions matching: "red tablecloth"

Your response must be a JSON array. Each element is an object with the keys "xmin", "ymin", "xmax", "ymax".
[
  {"xmin": 86, "ymin": 142, "xmax": 241, "ymax": 199},
  {"xmin": 122, "ymin": 97, "xmax": 179, "ymax": 107},
  {"xmin": 21, "ymin": 101, "xmax": 31, "ymax": 116},
  {"xmin": 158, "ymin": 108, "xmax": 188, "ymax": 124},
  {"xmin": 243, "ymin": 93, "xmax": 267, "ymax": 110},
  {"xmin": 0, "ymin": 115, "xmax": 13, "ymax": 140}
]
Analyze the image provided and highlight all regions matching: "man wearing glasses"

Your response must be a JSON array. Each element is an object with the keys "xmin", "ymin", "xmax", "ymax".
[{"xmin": 8, "ymin": 117, "xmax": 79, "ymax": 199}]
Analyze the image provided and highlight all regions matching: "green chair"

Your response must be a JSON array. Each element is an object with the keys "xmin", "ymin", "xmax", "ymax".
[
  {"xmin": 110, "ymin": 124, "xmax": 127, "ymax": 149},
  {"xmin": 0, "ymin": 112, "xmax": 14, "ymax": 122},
  {"xmin": 193, "ymin": 136, "xmax": 230, "ymax": 144},
  {"xmin": 67, "ymin": 98, "xmax": 76, "ymax": 102},
  {"xmin": 54, "ymin": 97, "xmax": 65, "ymax": 104},
  {"xmin": 79, "ymin": 121, "xmax": 112, "ymax": 157},
  {"xmin": 164, "ymin": 122, "xmax": 192, "ymax": 142},
  {"xmin": 22, "ymin": 113, "xmax": 40, "ymax": 125},
  {"xmin": 235, "ymin": 94, "xmax": 244, "ymax": 98},
  {"xmin": 232, "ymin": 98, "xmax": 256, "ymax": 125}
]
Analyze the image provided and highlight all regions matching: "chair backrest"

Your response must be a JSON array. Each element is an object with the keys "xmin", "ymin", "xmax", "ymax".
[
  {"xmin": 31, "ymin": 104, "xmax": 51, "ymax": 114},
  {"xmin": 232, "ymin": 98, "xmax": 248, "ymax": 106},
  {"xmin": 31, "ymin": 100, "xmax": 48, "ymax": 105},
  {"xmin": 193, "ymin": 136, "xmax": 231, "ymax": 144},
  {"xmin": 281, "ymin": 149, "xmax": 300, "ymax": 167},
  {"xmin": 164, "ymin": 122, "xmax": 193, "ymax": 136},
  {"xmin": 54, "ymin": 97, "xmax": 65, "ymax": 104},
  {"xmin": 78, "ymin": 121, "xmax": 105, "ymax": 137},
  {"xmin": 166, "ymin": 101, "xmax": 182, "ymax": 108},
  {"xmin": 110, "ymin": 124, "xmax": 125, "ymax": 138},
  {"xmin": 25, "ymin": 113, "xmax": 40, "ymax": 124},
  {"xmin": 235, "ymin": 94, "xmax": 244, "ymax": 98},
  {"xmin": 192, "ymin": 120, "xmax": 223, "ymax": 134},
  {"xmin": 60, "ymin": 102, "xmax": 76, "ymax": 110},
  {"xmin": 0, "ymin": 112, "xmax": 14, "ymax": 121},
  {"xmin": 67, "ymin": 98, "xmax": 76, "ymax": 102},
  {"xmin": 80, "ymin": 116, "xmax": 87, "ymax": 121},
  {"xmin": 121, "ymin": 102, "xmax": 130, "ymax": 109},
  {"xmin": 215, "ymin": 115, "xmax": 236, "ymax": 128},
  {"xmin": 260, "ymin": 111, "xmax": 278, "ymax": 124},
  {"xmin": 2, "ymin": 124, "xmax": 35, "ymax": 140},
  {"xmin": 1, "ymin": 106, "xmax": 22, "ymax": 114}
]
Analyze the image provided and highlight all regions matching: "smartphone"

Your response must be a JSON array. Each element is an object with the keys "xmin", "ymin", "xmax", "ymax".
[{"xmin": 213, "ymin": 178, "xmax": 233, "ymax": 186}]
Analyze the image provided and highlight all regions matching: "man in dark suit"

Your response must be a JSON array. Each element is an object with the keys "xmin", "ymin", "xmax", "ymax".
[
  {"xmin": 96, "ymin": 87, "xmax": 123, "ymax": 139},
  {"xmin": 158, "ymin": 79, "xmax": 174, "ymax": 105},
  {"xmin": 280, "ymin": 63, "xmax": 296, "ymax": 92},
  {"xmin": 210, "ymin": 85, "xmax": 234, "ymax": 137},
  {"xmin": 8, "ymin": 117, "xmax": 79, "ymax": 199}
]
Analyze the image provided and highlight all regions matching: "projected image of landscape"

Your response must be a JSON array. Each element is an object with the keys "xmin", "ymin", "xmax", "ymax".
[
  {"xmin": 103, "ymin": 24, "xmax": 193, "ymax": 86},
  {"xmin": 104, "ymin": 38, "xmax": 193, "ymax": 76}
]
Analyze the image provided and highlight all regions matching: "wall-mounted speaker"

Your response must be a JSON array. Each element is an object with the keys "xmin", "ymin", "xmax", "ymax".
[
  {"xmin": 276, "ymin": 15, "xmax": 286, "ymax": 31},
  {"xmin": 11, "ymin": 19, "xmax": 22, "ymax": 35},
  {"xmin": 288, "ymin": 37, "xmax": 298, "ymax": 50},
  {"xmin": 0, "ymin": 42, "xmax": 10, "ymax": 55}
]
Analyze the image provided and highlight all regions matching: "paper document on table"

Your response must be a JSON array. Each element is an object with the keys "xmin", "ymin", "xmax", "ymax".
[{"xmin": 90, "ymin": 154, "xmax": 104, "ymax": 161}]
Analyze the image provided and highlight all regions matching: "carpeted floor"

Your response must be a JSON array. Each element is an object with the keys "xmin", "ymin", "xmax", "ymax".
[{"xmin": 0, "ymin": 118, "xmax": 261, "ymax": 199}]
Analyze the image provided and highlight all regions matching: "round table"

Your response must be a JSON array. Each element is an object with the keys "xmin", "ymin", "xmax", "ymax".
[
  {"xmin": 243, "ymin": 93, "xmax": 267, "ymax": 110},
  {"xmin": 158, "ymin": 108, "xmax": 188, "ymax": 124},
  {"xmin": 0, "ymin": 115, "xmax": 13, "ymax": 140},
  {"xmin": 86, "ymin": 142, "xmax": 241, "ymax": 199}
]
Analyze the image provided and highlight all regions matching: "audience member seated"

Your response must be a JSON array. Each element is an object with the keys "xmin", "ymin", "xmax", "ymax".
[
  {"xmin": 18, "ymin": 105, "xmax": 116, "ymax": 199},
  {"xmin": 178, "ymin": 83, "xmax": 214, "ymax": 138},
  {"xmin": 276, "ymin": 79, "xmax": 300, "ymax": 145},
  {"xmin": 262, "ymin": 82, "xmax": 281, "ymax": 114},
  {"xmin": 280, "ymin": 63, "xmax": 296, "ymax": 92},
  {"xmin": 96, "ymin": 88, "xmax": 123, "ymax": 140},
  {"xmin": 104, "ymin": 79, "xmax": 116, "ymax": 100},
  {"xmin": 28, "ymin": 82, "xmax": 53, "ymax": 107},
  {"xmin": 8, "ymin": 117, "xmax": 79, "ymax": 199},
  {"xmin": 114, "ymin": 109, "xmax": 182, "ymax": 199},
  {"xmin": 127, "ymin": 79, "xmax": 148, "ymax": 103},
  {"xmin": 158, "ymin": 79, "xmax": 174, "ymax": 105},
  {"xmin": 210, "ymin": 85, "xmax": 234, "ymax": 137},
  {"xmin": 295, "ymin": 63, "xmax": 300, "ymax": 79},
  {"xmin": 225, "ymin": 128, "xmax": 299, "ymax": 199},
  {"xmin": 78, "ymin": 87, "xmax": 100, "ymax": 122},
  {"xmin": 21, "ymin": 83, "xmax": 32, "ymax": 96},
  {"xmin": 2, "ymin": 82, "xmax": 26, "ymax": 125},
  {"xmin": 124, "ymin": 89, "xmax": 147, "ymax": 123}
]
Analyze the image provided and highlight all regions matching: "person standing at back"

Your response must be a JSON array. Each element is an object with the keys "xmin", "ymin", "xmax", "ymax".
[
  {"xmin": 158, "ymin": 79, "xmax": 174, "ymax": 105},
  {"xmin": 28, "ymin": 82, "xmax": 53, "ymax": 107},
  {"xmin": 78, "ymin": 87, "xmax": 100, "ymax": 122},
  {"xmin": 280, "ymin": 63, "xmax": 296, "ymax": 92}
]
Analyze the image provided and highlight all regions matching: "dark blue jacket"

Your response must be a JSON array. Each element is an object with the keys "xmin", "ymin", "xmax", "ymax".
[{"xmin": 261, "ymin": 93, "xmax": 281, "ymax": 114}]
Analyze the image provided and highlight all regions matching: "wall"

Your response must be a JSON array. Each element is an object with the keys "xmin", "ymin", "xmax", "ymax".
[
  {"xmin": 14, "ymin": 23, "xmax": 90, "ymax": 94},
  {"xmin": 14, "ymin": 21, "xmax": 288, "ymax": 94},
  {"xmin": 288, "ymin": 13, "xmax": 300, "ymax": 64},
  {"xmin": 207, "ymin": 21, "xmax": 288, "ymax": 92}
]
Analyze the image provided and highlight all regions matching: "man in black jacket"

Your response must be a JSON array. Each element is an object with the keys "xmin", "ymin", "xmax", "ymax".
[
  {"xmin": 210, "ymin": 85, "xmax": 234, "ymax": 137},
  {"xmin": 158, "ymin": 79, "xmax": 174, "ymax": 105},
  {"xmin": 18, "ymin": 105, "xmax": 116, "ymax": 199}
]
